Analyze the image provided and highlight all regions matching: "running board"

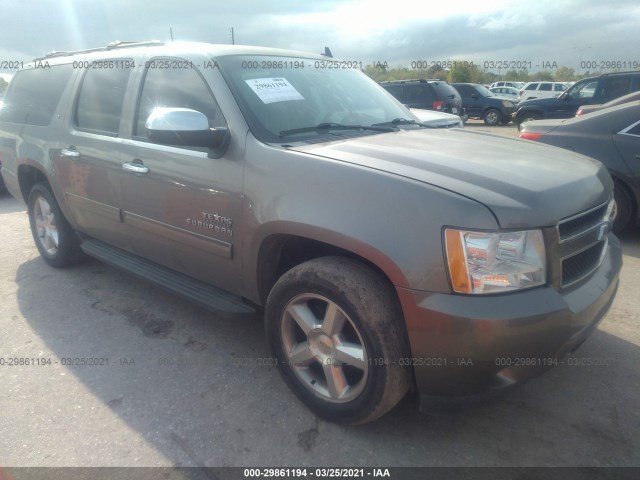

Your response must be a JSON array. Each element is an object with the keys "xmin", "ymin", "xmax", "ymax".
[{"xmin": 80, "ymin": 239, "xmax": 255, "ymax": 315}]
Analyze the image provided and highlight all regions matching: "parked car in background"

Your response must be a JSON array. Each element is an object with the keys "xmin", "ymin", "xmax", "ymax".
[
  {"xmin": 409, "ymin": 108, "xmax": 464, "ymax": 128},
  {"xmin": 519, "ymin": 101, "xmax": 640, "ymax": 232},
  {"xmin": 452, "ymin": 83, "xmax": 516, "ymax": 125},
  {"xmin": 489, "ymin": 86, "xmax": 520, "ymax": 103},
  {"xmin": 577, "ymin": 90, "xmax": 640, "ymax": 116},
  {"xmin": 514, "ymin": 71, "xmax": 640, "ymax": 129},
  {"xmin": 490, "ymin": 81, "xmax": 525, "ymax": 90},
  {"xmin": 519, "ymin": 82, "xmax": 568, "ymax": 100},
  {"xmin": 380, "ymin": 79, "xmax": 466, "ymax": 121}
]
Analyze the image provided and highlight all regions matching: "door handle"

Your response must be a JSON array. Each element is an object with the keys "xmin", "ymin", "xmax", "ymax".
[
  {"xmin": 122, "ymin": 162, "xmax": 149, "ymax": 174},
  {"xmin": 61, "ymin": 147, "xmax": 80, "ymax": 158}
]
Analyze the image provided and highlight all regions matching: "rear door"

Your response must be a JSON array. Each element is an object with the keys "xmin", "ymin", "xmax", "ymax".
[
  {"xmin": 118, "ymin": 56, "xmax": 244, "ymax": 292},
  {"xmin": 57, "ymin": 59, "xmax": 135, "ymax": 249}
]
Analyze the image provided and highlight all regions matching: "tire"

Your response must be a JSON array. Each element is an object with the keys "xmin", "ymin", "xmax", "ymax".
[
  {"xmin": 265, "ymin": 256, "xmax": 411, "ymax": 424},
  {"xmin": 28, "ymin": 182, "xmax": 84, "ymax": 268},
  {"xmin": 612, "ymin": 180, "xmax": 634, "ymax": 234},
  {"xmin": 517, "ymin": 112, "xmax": 541, "ymax": 131},
  {"xmin": 483, "ymin": 109, "xmax": 501, "ymax": 126}
]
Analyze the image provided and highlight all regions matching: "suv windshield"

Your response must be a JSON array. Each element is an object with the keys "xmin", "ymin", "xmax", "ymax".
[{"xmin": 216, "ymin": 55, "xmax": 411, "ymax": 142}]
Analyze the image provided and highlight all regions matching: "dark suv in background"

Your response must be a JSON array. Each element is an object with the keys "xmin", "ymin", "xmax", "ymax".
[
  {"xmin": 514, "ymin": 71, "xmax": 640, "ymax": 129},
  {"xmin": 380, "ymin": 79, "xmax": 466, "ymax": 121},
  {"xmin": 452, "ymin": 83, "xmax": 517, "ymax": 126}
]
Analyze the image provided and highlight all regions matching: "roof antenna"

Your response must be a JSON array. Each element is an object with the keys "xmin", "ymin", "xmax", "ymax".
[
  {"xmin": 170, "ymin": 27, "xmax": 174, "ymax": 42},
  {"xmin": 321, "ymin": 47, "xmax": 333, "ymax": 58}
]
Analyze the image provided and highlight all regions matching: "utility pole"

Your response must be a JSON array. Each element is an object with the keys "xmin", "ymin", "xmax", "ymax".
[
  {"xmin": 230, "ymin": 27, "xmax": 235, "ymax": 45},
  {"xmin": 170, "ymin": 27, "xmax": 174, "ymax": 42}
]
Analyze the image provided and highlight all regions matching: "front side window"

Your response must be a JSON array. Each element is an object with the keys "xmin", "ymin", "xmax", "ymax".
[
  {"xmin": 525, "ymin": 83, "xmax": 537, "ymax": 91},
  {"xmin": 569, "ymin": 80, "xmax": 598, "ymax": 100},
  {"xmin": 75, "ymin": 60, "xmax": 133, "ymax": 135},
  {"xmin": 135, "ymin": 59, "xmax": 226, "ymax": 139},
  {"xmin": 0, "ymin": 64, "xmax": 73, "ymax": 126}
]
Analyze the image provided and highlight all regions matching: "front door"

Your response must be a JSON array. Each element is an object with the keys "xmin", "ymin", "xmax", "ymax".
[{"xmin": 119, "ymin": 57, "xmax": 244, "ymax": 291}]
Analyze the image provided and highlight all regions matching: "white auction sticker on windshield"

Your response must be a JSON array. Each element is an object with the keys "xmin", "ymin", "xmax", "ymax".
[{"xmin": 245, "ymin": 78, "xmax": 304, "ymax": 104}]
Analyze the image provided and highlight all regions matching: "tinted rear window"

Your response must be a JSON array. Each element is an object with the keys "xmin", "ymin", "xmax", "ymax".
[
  {"xmin": 0, "ymin": 64, "xmax": 73, "ymax": 125},
  {"xmin": 431, "ymin": 82, "xmax": 459, "ymax": 100}
]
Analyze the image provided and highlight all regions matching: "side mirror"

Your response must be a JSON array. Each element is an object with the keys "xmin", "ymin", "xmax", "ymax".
[{"xmin": 146, "ymin": 108, "xmax": 229, "ymax": 149}]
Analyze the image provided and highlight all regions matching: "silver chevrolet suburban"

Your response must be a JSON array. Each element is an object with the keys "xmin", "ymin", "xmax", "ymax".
[{"xmin": 0, "ymin": 41, "xmax": 622, "ymax": 424}]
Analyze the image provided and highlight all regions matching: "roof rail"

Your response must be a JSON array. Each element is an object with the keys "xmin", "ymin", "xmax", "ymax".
[
  {"xmin": 379, "ymin": 78, "xmax": 444, "ymax": 84},
  {"xmin": 600, "ymin": 70, "xmax": 640, "ymax": 77},
  {"xmin": 33, "ymin": 40, "xmax": 165, "ymax": 62}
]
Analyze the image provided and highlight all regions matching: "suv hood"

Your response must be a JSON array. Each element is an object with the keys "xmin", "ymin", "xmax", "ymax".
[{"xmin": 292, "ymin": 129, "xmax": 610, "ymax": 229}]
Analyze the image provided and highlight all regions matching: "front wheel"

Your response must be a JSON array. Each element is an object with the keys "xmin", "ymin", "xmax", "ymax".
[
  {"xmin": 265, "ymin": 257, "xmax": 411, "ymax": 424},
  {"xmin": 28, "ymin": 183, "xmax": 84, "ymax": 267},
  {"xmin": 483, "ymin": 109, "xmax": 501, "ymax": 126},
  {"xmin": 612, "ymin": 180, "xmax": 634, "ymax": 234}
]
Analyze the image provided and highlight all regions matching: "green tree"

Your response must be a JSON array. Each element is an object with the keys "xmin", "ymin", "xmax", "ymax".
[
  {"xmin": 554, "ymin": 66, "xmax": 576, "ymax": 81},
  {"xmin": 531, "ymin": 71, "xmax": 554, "ymax": 81},
  {"xmin": 448, "ymin": 63, "xmax": 472, "ymax": 83}
]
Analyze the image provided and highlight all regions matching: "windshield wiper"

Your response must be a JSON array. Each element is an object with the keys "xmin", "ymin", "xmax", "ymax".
[
  {"xmin": 279, "ymin": 122, "xmax": 395, "ymax": 137},
  {"xmin": 373, "ymin": 118, "xmax": 434, "ymax": 128}
]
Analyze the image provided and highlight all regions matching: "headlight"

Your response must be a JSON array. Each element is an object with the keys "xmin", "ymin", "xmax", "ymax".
[
  {"xmin": 445, "ymin": 228, "xmax": 546, "ymax": 294},
  {"xmin": 501, "ymin": 100, "xmax": 515, "ymax": 108}
]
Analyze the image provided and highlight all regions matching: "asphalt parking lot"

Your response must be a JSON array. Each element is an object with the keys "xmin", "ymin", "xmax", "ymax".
[{"xmin": 1, "ymin": 155, "xmax": 639, "ymax": 468}]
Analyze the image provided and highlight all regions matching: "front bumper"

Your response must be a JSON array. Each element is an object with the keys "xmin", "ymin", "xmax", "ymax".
[{"xmin": 395, "ymin": 235, "xmax": 622, "ymax": 410}]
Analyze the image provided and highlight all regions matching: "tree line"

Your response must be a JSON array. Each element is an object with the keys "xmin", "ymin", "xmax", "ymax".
[{"xmin": 362, "ymin": 62, "xmax": 603, "ymax": 84}]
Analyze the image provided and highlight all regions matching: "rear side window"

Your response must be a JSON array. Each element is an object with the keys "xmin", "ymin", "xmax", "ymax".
[
  {"xmin": 554, "ymin": 84, "xmax": 567, "ymax": 92},
  {"xmin": 404, "ymin": 84, "xmax": 435, "ymax": 104},
  {"xmin": 454, "ymin": 84, "xmax": 473, "ymax": 97},
  {"xmin": 601, "ymin": 77, "xmax": 631, "ymax": 102},
  {"xmin": 539, "ymin": 83, "xmax": 552, "ymax": 91},
  {"xmin": 0, "ymin": 64, "xmax": 73, "ymax": 125},
  {"xmin": 134, "ymin": 58, "xmax": 226, "ymax": 139},
  {"xmin": 75, "ymin": 60, "xmax": 133, "ymax": 136}
]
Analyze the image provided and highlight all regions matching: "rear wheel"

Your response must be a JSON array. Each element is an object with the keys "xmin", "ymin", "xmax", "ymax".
[
  {"xmin": 483, "ymin": 109, "xmax": 501, "ymax": 126},
  {"xmin": 265, "ymin": 257, "xmax": 411, "ymax": 424},
  {"xmin": 28, "ymin": 183, "xmax": 84, "ymax": 267}
]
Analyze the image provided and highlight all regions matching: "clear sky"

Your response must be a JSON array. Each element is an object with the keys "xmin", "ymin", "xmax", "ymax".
[{"xmin": 1, "ymin": 0, "xmax": 639, "ymax": 74}]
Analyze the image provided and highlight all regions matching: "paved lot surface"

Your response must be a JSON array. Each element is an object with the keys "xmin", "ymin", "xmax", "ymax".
[{"xmin": 1, "ymin": 170, "xmax": 639, "ymax": 467}]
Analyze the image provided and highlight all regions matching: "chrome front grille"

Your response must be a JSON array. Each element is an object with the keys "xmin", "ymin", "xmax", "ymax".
[{"xmin": 557, "ymin": 199, "xmax": 613, "ymax": 288}]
